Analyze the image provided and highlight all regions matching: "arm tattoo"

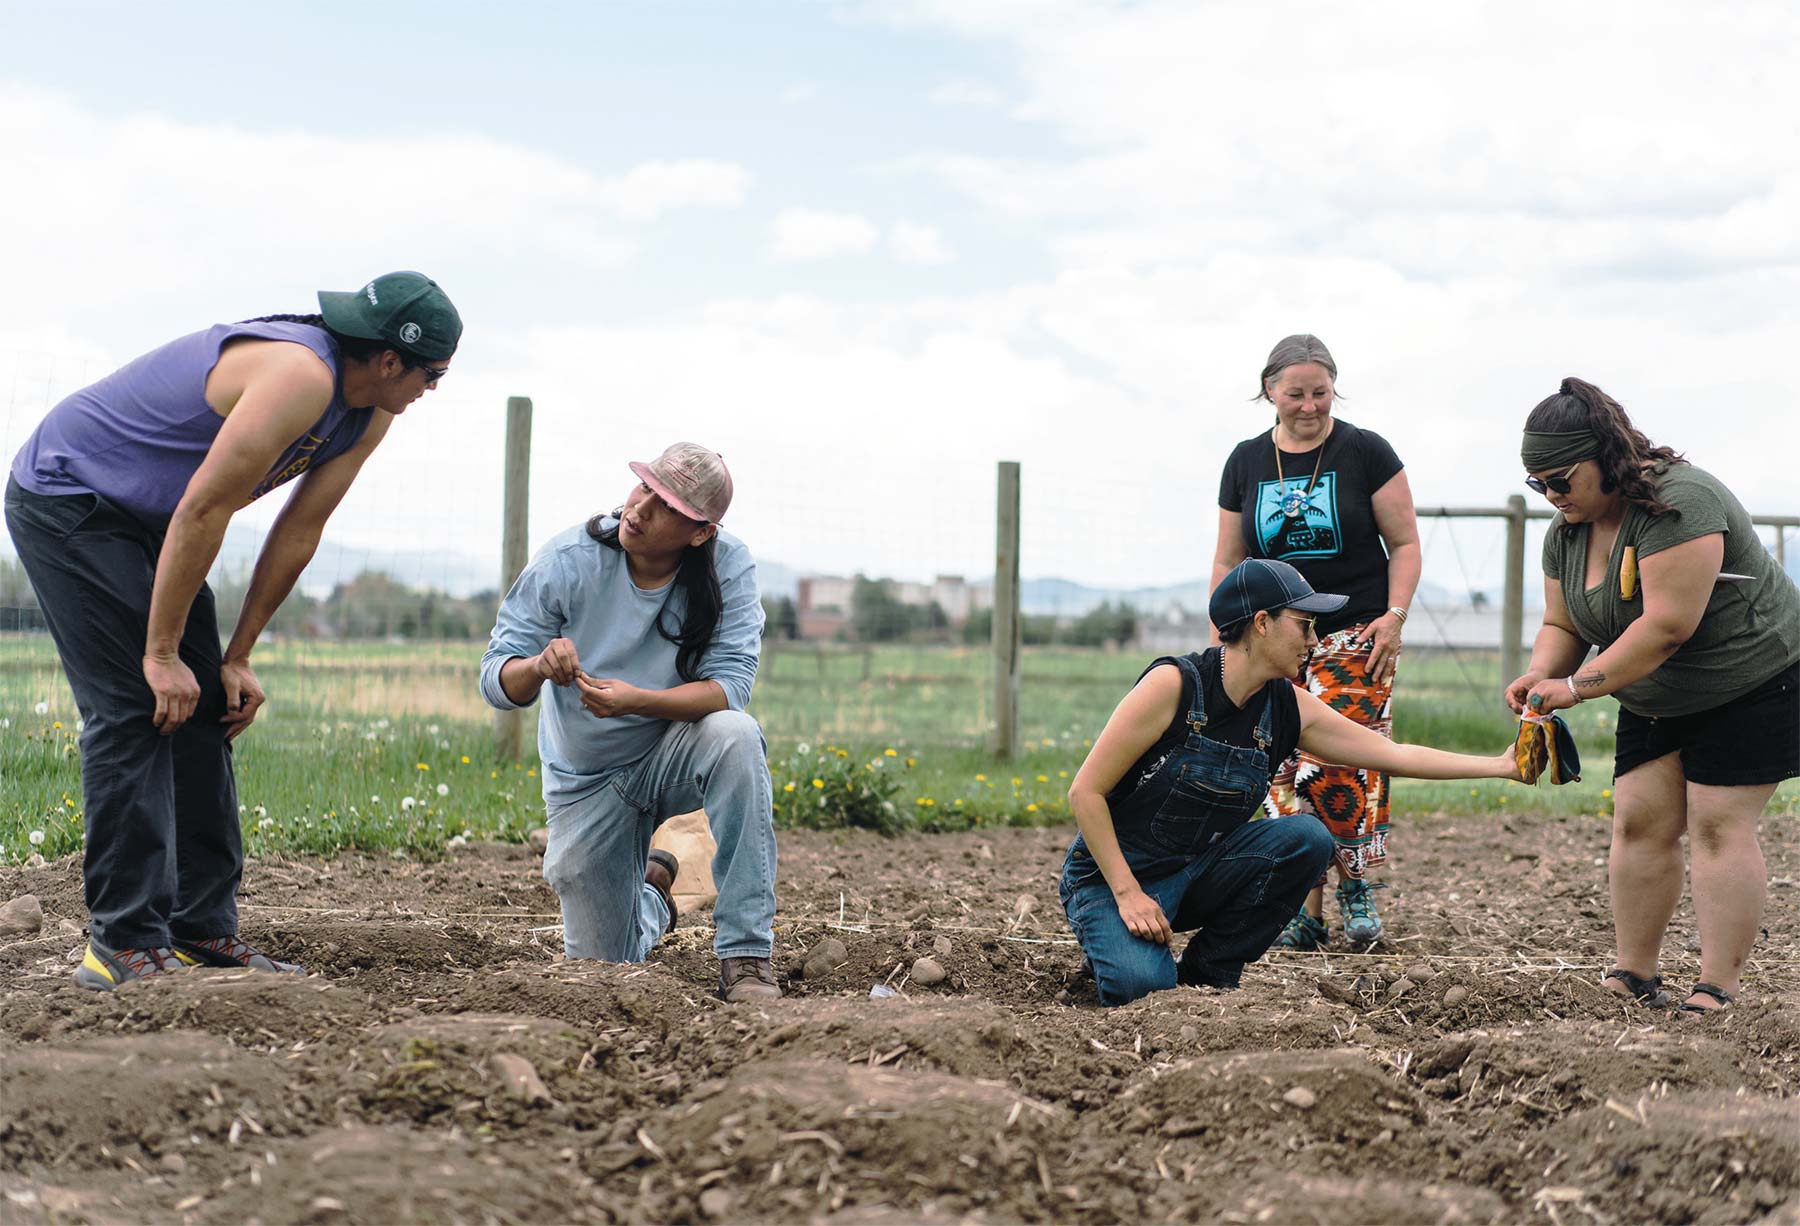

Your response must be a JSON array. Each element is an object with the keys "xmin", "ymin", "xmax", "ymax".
[{"xmin": 1573, "ymin": 669, "xmax": 1605, "ymax": 694}]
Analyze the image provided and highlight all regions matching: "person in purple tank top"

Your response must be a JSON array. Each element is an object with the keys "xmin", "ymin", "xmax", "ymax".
[{"xmin": 5, "ymin": 271, "xmax": 462, "ymax": 991}]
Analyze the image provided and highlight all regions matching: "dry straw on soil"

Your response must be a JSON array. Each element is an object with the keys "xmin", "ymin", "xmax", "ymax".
[{"xmin": 2, "ymin": 811, "xmax": 1796, "ymax": 1224}]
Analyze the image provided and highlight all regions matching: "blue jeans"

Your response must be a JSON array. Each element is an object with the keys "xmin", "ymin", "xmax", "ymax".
[
  {"xmin": 1061, "ymin": 815, "xmax": 1333, "ymax": 1006},
  {"xmin": 542, "ymin": 709, "xmax": 777, "ymax": 963}
]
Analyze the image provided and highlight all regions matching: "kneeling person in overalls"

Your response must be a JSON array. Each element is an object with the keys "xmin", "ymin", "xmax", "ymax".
[{"xmin": 1061, "ymin": 559, "xmax": 1524, "ymax": 1005}]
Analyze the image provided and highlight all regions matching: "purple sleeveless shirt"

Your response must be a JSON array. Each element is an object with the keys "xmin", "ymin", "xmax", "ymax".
[{"xmin": 10, "ymin": 320, "xmax": 374, "ymax": 525}]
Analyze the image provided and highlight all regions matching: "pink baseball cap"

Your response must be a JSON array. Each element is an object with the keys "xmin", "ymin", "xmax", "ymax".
[{"xmin": 629, "ymin": 442, "xmax": 734, "ymax": 524}]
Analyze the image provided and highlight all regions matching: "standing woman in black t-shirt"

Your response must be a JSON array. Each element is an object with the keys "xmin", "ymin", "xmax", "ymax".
[{"xmin": 1213, "ymin": 335, "xmax": 1421, "ymax": 950}]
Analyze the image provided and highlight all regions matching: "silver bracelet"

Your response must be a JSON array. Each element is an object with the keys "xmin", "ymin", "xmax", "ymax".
[
  {"xmin": 1387, "ymin": 606, "xmax": 1408, "ymax": 623},
  {"xmin": 1564, "ymin": 675, "xmax": 1584, "ymax": 704}
]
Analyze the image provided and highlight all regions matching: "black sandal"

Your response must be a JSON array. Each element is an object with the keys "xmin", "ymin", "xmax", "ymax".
[
  {"xmin": 1678, "ymin": 982, "xmax": 1734, "ymax": 1014},
  {"xmin": 1602, "ymin": 967, "xmax": 1670, "ymax": 1008}
]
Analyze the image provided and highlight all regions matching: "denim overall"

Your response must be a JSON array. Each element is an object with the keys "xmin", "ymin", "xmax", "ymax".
[{"xmin": 1059, "ymin": 653, "xmax": 1334, "ymax": 1005}]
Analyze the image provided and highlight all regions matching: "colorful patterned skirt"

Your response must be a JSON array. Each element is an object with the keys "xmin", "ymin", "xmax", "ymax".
[{"xmin": 1261, "ymin": 623, "xmax": 1395, "ymax": 879}]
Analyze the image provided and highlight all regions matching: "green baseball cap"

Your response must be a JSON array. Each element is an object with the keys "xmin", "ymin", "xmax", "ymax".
[{"xmin": 317, "ymin": 271, "xmax": 462, "ymax": 361}]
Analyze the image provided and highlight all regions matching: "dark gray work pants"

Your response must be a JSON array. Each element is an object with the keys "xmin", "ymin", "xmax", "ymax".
[{"xmin": 5, "ymin": 476, "xmax": 240, "ymax": 949}]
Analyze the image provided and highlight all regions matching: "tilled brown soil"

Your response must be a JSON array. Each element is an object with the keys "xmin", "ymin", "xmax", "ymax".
[{"xmin": 1, "ymin": 812, "xmax": 1796, "ymax": 1225}]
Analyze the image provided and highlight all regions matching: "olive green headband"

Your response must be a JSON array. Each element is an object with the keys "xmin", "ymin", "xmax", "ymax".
[{"xmin": 1520, "ymin": 430, "xmax": 1599, "ymax": 472}]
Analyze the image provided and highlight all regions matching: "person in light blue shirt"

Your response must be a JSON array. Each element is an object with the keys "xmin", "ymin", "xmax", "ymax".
[{"xmin": 481, "ymin": 443, "xmax": 779, "ymax": 1003}]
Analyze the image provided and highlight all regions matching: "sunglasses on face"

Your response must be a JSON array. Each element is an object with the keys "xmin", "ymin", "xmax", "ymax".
[
  {"xmin": 413, "ymin": 360, "xmax": 449, "ymax": 386},
  {"xmin": 1525, "ymin": 462, "xmax": 1581, "ymax": 496},
  {"xmin": 1283, "ymin": 613, "xmax": 1318, "ymax": 638}
]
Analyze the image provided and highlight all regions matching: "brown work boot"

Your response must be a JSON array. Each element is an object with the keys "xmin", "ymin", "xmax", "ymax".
[
  {"xmin": 718, "ymin": 956, "xmax": 782, "ymax": 1003},
  {"xmin": 645, "ymin": 849, "xmax": 679, "ymax": 933}
]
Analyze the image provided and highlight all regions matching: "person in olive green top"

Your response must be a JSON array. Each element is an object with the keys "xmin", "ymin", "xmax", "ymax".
[{"xmin": 1505, "ymin": 377, "xmax": 1799, "ymax": 1016}]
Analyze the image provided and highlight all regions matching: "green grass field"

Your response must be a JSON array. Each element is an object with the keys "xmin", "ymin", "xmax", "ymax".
[{"xmin": 2, "ymin": 634, "xmax": 1793, "ymax": 863}]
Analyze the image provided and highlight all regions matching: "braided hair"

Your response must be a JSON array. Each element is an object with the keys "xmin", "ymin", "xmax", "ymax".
[
  {"xmin": 1527, "ymin": 377, "xmax": 1685, "ymax": 527},
  {"xmin": 238, "ymin": 313, "xmax": 431, "ymax": 369}
]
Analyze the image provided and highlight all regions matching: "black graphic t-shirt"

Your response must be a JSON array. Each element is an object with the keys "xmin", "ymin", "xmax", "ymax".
[{"xmin": 1218, "ymin": 418, "xmax": 1404, "ymax": 635}]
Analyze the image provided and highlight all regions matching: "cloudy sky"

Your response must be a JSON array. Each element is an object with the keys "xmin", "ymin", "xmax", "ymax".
[{"xmin": 2, "ymin": 1, "xmax": 1795, "ymax": 596}]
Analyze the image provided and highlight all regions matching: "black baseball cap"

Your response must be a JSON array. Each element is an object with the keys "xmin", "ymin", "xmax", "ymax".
[
  {"xmin": 318, "ymin": 271, "xmax": 462, "ymax": 361},
  {"xmin": 1209, "ymin": 558, "xmax": 1347, "ymax": 632}
]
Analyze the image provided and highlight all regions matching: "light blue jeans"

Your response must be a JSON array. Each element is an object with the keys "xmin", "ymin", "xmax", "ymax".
[{"xmin": 541, "ymin": 709, "xmax": 777, "ymax": 963}]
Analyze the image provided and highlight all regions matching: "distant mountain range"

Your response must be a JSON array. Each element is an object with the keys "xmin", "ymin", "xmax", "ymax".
[{"xmin": 8, "ymin": 522, "xmax": 1799, "ymax": 616}]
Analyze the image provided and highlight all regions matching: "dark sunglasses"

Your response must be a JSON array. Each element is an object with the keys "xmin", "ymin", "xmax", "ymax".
[
  {"xmin": 412, "ymin": 360, "xmax": 449, "ymax": 386},
  {"xmin": 1525, "ymin": 461, "xmax": 1580, "ymax": 496}
]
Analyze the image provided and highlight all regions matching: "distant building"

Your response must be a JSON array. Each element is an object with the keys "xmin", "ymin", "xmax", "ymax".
[{"xmin": 793, "ymin": 571, "xmax": 991, "ymax": 640}]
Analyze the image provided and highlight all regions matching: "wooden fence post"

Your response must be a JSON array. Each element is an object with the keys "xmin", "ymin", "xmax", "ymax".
[
  {"xmin": 992, "ymin": 461, "xmax": 1022, "ymax": 761},
  {"xmin": 1501, "ymin": 493, "xmax": 1526, "ymax": 687},
  {"xmin": 493, "ymin": 396, "xmax": 533, "ymax": 762}
]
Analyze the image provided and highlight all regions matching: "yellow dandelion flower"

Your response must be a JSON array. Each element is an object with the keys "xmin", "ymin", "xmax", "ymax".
[
  {"xmin": 975, "ymin": 774, "xmax": 988, "ymax": 782},
  {"xmin": 884, "ymin": 748, "xmax": 898, "ymax": 757},
  {"xmin": 1601, "ymin": 789, "xmax": 1613, "ymax": 798},
  {"xmin": 1027, "ymin": 803, "xmax": 1039, "ymax": 813},
  {"xmin": 812, "ymin": 778, "xmax": 824, "ymax": 789},
  {"xmin": 1011, "ymin": 777, "xmax": 1023, "ymax": 787},
  {"xmin": 1035, "ymin": 774, "xmax": 1048, "ymax": 783},
  {"xmin": 527, "ymin": 769, "xmax": 537, "ymax": 777},
  {"xmin": 416, "ymin": 762, "xmax": 430, "ymax": 771},
  {"xmin": 836, "ymin": 749, "xmax": 849, "ymax": 759},
  {"xmin": 1058, "ymin": 770, "xmax": 1069, "ymax": 778},
  {"xmin": 953, "ymin": 799, "xmax": 964, "ymax": 807},
  {"xmin": 490, "ymin": 770, "xmax": 498, "ymax": 778},
  {"xmin": 784, "ymin": 781, "xmax": 796, "ymax": 792},
  {"xmin": 461, "ymin": 755, "xmax": 471, "ymax": 764},
  {"xmin": 906, "ymin": 757, "xmax": 916, "ymax": 767}
]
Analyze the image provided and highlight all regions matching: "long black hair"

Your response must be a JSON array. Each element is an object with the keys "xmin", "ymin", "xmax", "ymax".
[
  {"xmin": 1527, "ymin": 377, "xmax": 1685, "ymax": 529},
  {"xmin": 585, "ymin": 511, "xmax": 724, "ymax": 683},
  {"xmin": 239, "ymin": 313, "xmax": 434, "ymax": 370}
]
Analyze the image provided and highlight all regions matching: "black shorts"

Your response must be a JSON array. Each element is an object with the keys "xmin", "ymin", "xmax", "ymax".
[{"xmin": 1614, "ymin": 660, "xmax": 1800, "ymax": 786}]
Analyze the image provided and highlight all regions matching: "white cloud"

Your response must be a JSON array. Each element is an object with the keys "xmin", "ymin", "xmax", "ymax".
[
  {"xmin": 591, "ymin": 160, "xmax": 752, "ymax": 221},
  {"xmin": 928, "ymin": 80, "xmax": 1005, "ymax": 108},
  {"xmin": 888, "ymin": 221, "xmax": 954, "ymax": 265},
  {"xmin": 0, "ymin": 85, "xmax": 750, "ymax": 337},
  {"xmin": 769, "ymin": 208, "xmax": 881, "ymax": 262}
]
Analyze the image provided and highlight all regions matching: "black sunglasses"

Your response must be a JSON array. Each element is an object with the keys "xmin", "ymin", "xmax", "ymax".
[
  {"xmin": 1525, "ymin": 461, "xmax": 1581, "ymax": 496},
  {"xmin": 411, "ymin": 359, "xmax": 449, "ymax": 386}
]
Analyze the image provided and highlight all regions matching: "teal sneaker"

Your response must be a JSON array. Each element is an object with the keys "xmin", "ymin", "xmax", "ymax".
[
  {"xmin": 1273, "ymin": 909, "xmax": 1328, "ymax": 951},
  {"xmin": 1336, "ymin": 878, "xmax": 1387, "ymax": 945}
]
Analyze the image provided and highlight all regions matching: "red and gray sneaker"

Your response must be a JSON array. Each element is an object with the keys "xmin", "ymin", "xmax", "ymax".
[
  {"xmin": 74, "ymin": 938, "xmax": 179, "ymax": 992},
  {"xmin": 173, "ymin": 934, "xmax": 305, "ymax": 974}
]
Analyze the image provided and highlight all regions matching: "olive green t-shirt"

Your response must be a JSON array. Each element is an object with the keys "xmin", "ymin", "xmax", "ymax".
[{"xmin": 1541, "ymin": 464, "xmax": 1800, "ymax": 717}]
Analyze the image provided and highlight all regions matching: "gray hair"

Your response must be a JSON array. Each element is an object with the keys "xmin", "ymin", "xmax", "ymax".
[{"xmin": 1256, "ymin": 334, "xmax": 1340, "ymax": 402}]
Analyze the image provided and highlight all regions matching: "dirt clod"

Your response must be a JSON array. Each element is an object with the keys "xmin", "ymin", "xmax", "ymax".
[
  {"xmin": 910, "ymin": 956, "xmax": 947, "ymax": 985},
  {"xmin": 1283, "ymin": 1086, "xmax": 1318, "ymax": 1109},
  {"xmin": 0, "ymin": 894, "xmax": 43, "ymax": 938}
]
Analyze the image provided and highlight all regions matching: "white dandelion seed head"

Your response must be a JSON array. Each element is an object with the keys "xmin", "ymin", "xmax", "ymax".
[
  {"xmin": 29, "ymin": 830, "xmax": 46, "ymax": 846},
  {"xmin": 446, "ymin": 835, "xmax": 467, "ymax": 849},
  {"xmin": 253, "ymin": 805, "xmax": 267, "ymax": 817},
  {"xmin": 428, "ymin": 724, "xmax": 440, "ymax": 735},
  {"xmin": 370, "ymin": 795, "xmax": 382, "ymax": 805},
  {"xmin": 258, "ymin": 817, "xmax": 274, "ymax": 831},
  {"xmin": 796, "ymin": 742, "xmax": 811, "ymax": 756},
  {"xmin": 34, "ymin": 701, "xmax": 49, "ymax": 716},
  {"xmin": 401, "ymin": 796, "xmax": 416, "ymax": 811},
  {"xmin": 436, "ymin": 783, "xmax": 449, "ymax": 797}
]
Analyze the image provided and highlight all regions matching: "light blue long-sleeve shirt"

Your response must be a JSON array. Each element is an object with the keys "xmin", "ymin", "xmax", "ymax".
[{"xmin": 480, "ymin": 516, "xmax": 763, "ymax": 801}]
